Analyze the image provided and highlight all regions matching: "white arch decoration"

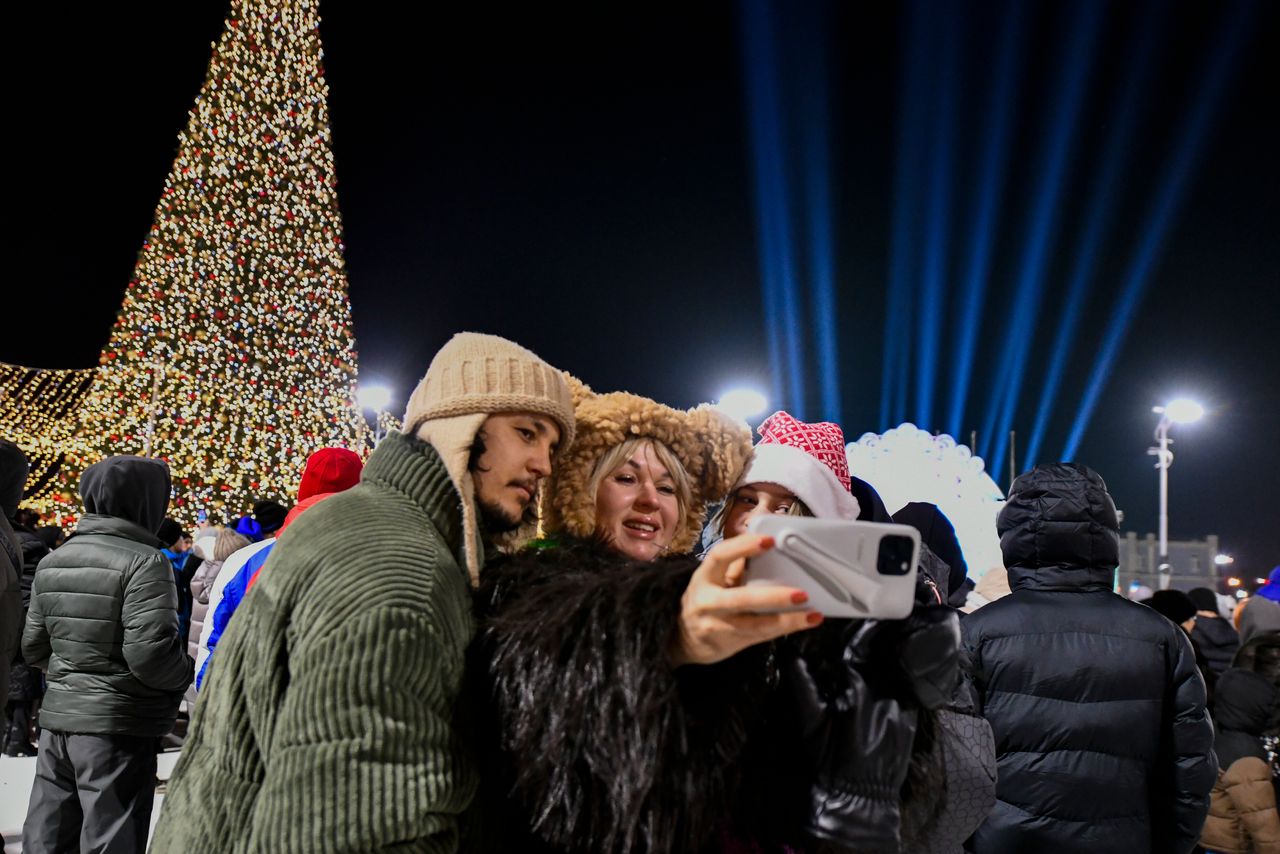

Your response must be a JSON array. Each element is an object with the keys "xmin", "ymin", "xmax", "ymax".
[{"xmin": 846, "ymin": 423, "xmax": 1005, "ymax": 579}]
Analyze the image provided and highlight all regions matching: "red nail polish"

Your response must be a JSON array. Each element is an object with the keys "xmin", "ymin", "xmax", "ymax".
[
  {"xmin": 791, "ymin": 590, "xmax": 809, "ymax": 605},
  {"xmin": 760, "ymin": 536, "xmax": 775, "ymax": 549},
  {"xmin": 806, "ymin": 612, "xmax": 823, "ymax": 625}
]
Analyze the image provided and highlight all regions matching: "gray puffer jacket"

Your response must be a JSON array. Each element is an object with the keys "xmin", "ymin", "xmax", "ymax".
[{"xmin": 22, "ymin": 456, "xmax": 193, "ymax": 736}]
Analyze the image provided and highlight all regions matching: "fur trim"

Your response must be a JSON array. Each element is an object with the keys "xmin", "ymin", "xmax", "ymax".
[
  {"xmin": 540, "ymin": 377, "xmax": 753, "ymax": 554},
  {"xmin": 472, "ymin": 538, "xmax": 769, "ymax": 852}
]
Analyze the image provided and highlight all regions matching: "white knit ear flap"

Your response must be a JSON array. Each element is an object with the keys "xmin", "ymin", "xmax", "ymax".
[{"xmin": 413, "ymin": 412, "xmax": 488, "ymax": 586}]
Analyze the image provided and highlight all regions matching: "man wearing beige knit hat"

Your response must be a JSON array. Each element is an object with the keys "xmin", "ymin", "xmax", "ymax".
[{"xmin": 152, "ymin": 333, "xmax": 574, "ymax": 854}]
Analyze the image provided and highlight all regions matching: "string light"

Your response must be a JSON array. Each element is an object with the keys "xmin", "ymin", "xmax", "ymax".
[{"xmin": 1, "ymin": 0, "xmax": 364, "ymax": 526}]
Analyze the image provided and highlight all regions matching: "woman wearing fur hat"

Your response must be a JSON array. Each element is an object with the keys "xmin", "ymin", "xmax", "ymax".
[{"xmin": 469, "ymin": 400, "xmax": 961, "ymax": 853}]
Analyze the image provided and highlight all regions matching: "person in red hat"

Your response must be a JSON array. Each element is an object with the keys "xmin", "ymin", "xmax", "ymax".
[{"xmin": 194, "ymin": 447, "xmax": 365, "ymax": 691}]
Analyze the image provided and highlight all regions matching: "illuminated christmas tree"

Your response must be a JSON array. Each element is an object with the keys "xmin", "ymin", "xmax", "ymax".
[{"xmin": 8, "ymin": 0, "xmax": 363, "ymax": 523}]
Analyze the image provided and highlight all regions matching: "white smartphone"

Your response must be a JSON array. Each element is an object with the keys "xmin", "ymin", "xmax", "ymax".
[{"xmin": 745, "ymin": 516, "xmax": 921, "ymax": 619}]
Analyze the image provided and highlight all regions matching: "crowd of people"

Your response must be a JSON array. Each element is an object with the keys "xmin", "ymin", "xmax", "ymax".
[{"xmin": 1, "ymin": 331, "xmax": 1277, "ymax": 854}]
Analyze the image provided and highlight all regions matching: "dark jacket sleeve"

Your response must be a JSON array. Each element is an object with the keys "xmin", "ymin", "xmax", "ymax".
[
  {"xmin": 475, "ymin": 547, "xmax": 763, "ymax": 854},
  {"xmin": 121, "ymin": 551, "xmax": 193, "ymax": 692},
  {"xmin": 1162, "ymin": 627, "xmax": 1217, "ymax": 853},
  {"xmin": 959, "ymin": 614, "xmax": 987, "ymax": 717},
  {"xmin": 20, "ymin": 565, "xmax": 51, "ymax": 670}
]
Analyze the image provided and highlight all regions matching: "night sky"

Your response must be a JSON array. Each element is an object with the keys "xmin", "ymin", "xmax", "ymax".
[{"xmin": 5, "ymin": 2, "xmax": 1278, "ymax": 575}]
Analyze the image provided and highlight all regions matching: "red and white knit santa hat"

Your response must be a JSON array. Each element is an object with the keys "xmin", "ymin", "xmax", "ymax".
[{"xmin": 731, "ymin": 410, "xmax": 860, "ymax": 520}]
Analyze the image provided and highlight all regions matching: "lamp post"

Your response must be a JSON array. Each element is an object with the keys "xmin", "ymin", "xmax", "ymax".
[
  {"xmin": 358, "ymin": 384, "xmax": 392, "ymax": 448},
  {"xmin": 1147, "ymin": 398, "xmax": 1204, "ymax": 590}
]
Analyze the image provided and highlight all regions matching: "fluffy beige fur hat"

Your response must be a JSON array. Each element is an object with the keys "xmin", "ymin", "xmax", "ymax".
[{"xmin": 541, "ymin": 377, "xmax": 752, "ymax": 554}]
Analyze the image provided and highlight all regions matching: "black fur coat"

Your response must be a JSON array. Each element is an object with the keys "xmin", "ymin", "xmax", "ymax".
[{"xmin": 465, "ymin": 537, "xmax": 780, "ymax": 853}]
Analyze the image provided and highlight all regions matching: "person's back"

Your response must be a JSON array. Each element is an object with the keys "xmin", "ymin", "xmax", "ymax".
[
  {"xmin": 21, "ymin": 455, "xmax": 193, "ymax": 853},
  {"xmin": 1190, "ymin": 586, "xmax": 1241, "ymax": 677},
  {"xmin": 1200, "ymin": 668, "xmax": 1280, "ymax": 854},
  {"xmin": 963, "ymin": 463, "xmax": 1215, "ymax": 854},
  {"xmin": 154, "ymin": 451, "xmax": 478, "ymax": 850}
]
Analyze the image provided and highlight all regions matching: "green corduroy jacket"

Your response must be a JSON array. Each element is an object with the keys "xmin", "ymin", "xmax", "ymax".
[{"xmin": 151, "ymin": 432, "xmax": 480, "ymax": 853}]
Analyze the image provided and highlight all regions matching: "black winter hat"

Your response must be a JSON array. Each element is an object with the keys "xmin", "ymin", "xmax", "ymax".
[
  {"xmin": 253, "ymin": 499, "xmax": 288, "ymax": 533},
  {"xmin": 156, "ymin": 517, "xmax": 186, "ymax": 548},
  {"xmin": 1143, "ymin": 590, "xmax": 1197, "ymax": 625},
  {"xmin": 1188, "ymin": 587, "xmax": 1220, "ymax": 614},
  {"xmin": 893, "ymin": 502, "xmax": 969, "ymax": 598}
]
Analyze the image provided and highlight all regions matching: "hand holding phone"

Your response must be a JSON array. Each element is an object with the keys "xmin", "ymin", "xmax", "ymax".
[{"xmin": 745, "ymin": 517, "xmax": 921, "ymax": 619}]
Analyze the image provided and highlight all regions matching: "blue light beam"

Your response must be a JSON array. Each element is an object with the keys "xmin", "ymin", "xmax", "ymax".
[
  {"xmin": 1062, "ymin": 0, "xmax": 1257, "ymax": 462},
  {"xmin": 915, "ymin": 5, "xmax": 962, "ymax": 431},
  {"xmin": 880, "ymin": 0, "xmax": 931, "ymax": 428},
  {"xmin": 945, "ymin": 0, "xmax": 1025, "ymax": 438},
  {"xmin": 797, "ymin": 3, "xmax": 842, "ymax": 422},
  {"xmin": 1023, "ymin": 1, "xmax": 1163, "ymax": 469},
  {"xmin": 740, "ymin": 0, "xmax": 806, "ymax": 417},
  {"xmin": 983, "ymin": 0, "xmax": 1104, "ymax": 472}
]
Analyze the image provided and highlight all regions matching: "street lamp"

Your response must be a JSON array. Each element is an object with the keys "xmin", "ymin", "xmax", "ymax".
[
  {"xmin": 1147, "ymin": 398, "xmax": 1203, "ymax": 590},
  {"xmin": 716, "ymin": 387, "xmax": 768, "ymax": 422},
  {"xmin": 358, "ymin": 384, "xmax": 393, "ymax": 445}
]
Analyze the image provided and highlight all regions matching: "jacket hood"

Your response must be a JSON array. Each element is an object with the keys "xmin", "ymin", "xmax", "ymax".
[
  {"xmin": 998, "ymin": 463, "xmax": 1119, "ymax": 592},
  {"xmin": 1240, "ymin": 595, "xmax": 1280, "ymax": 645},
  {"xmin": 1192, "ymin": 611, "xmax": 1239, "ymax": 650},
  {"xmin": 0, "ymin": 439, "xmax": 30, "ymax": 518},
  {"xmin": 1214, "ymin": 668, "xmax": 1279, "ymax": 737},
  {"xmin": 850, "ymin": 475, "xmax": 892, "ymax": 522},
  {"xmin": 79, "ymin": 456, "xmax": 171, "ymax": 534},
  {"xmin": 894, "ymin": 502, "xmax": 968, "ymax": 597}
]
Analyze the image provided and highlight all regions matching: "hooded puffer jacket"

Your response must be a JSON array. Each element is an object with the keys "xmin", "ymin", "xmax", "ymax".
[
  {"xmin": 22, "ymin": 456, "xmax": 193, "ymax": 736},
  {"xmin": 1193, "ymin": 614, "xmax": 1242, "ymax": 677},
  {"xmin": 1200, "ymin": 668, "xmax": 1280, "ymax": 853},
  {"xmin": 963, "ymin": 463, "xmax": 1216, "ymax": 854}
]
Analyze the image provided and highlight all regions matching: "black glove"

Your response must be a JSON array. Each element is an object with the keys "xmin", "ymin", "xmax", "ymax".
[
  {"xmin": 782, "ymin": 638, "xmax": 919, "ymax": 852},
  {"xmin": 849, "ymin": 578, "xmax": 962, "ymax": 710}
]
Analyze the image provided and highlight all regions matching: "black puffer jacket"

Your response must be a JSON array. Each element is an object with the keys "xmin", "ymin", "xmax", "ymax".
[
  {"xmin": 22, "ymin": 456, "xmax": 192, "ymax": 736},
  {"xmin": 1193, "ymin": 615, "xmax": 1241, "ymax": 678},
  {"xmin": 963, "ymin": 463, "xmax": 1216, "ymax": 854},
  {"xmin": 7, "ymin": 520, "xmax": 50, "ymax": 703}
]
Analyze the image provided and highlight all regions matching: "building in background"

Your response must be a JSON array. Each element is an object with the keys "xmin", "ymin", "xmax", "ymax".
[{"xmin": 1118, "ymin": 532, "xmax": 1221, "ymax": 593}]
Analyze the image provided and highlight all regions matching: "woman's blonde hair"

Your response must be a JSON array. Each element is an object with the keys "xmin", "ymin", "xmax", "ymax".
[
  {"xmin": 587, "ymin": 437, "xmax": 693, "ymax": 521},
  {"xmin": 214, "ymin": 527, "xmax": 252, "ymax": 562},
  {"xmin": 709, "ymin": 485, "xmax": 812, "ymax": 538}
]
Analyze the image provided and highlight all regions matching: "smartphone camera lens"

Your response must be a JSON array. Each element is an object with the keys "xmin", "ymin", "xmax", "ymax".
[{"xmin": 877, "ymin": 535, "xmax": 915, "ymax": 576}]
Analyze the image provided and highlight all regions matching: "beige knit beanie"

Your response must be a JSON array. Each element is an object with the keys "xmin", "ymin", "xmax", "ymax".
[
  {"xmin": 406, "ymin": 333, "xmax": 575, "ymax": 585},
  {"xmin": 404, "ymin": 332, "xmax": 576, "ymax": 449}
]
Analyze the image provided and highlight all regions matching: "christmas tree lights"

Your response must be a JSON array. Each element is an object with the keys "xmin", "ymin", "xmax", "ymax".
[{"xmin": 2, "ymin": 0, "xmax": 364, "ymax": 525}]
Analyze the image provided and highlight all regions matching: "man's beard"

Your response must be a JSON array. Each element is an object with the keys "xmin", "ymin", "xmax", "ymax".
[{"xmin": 477, "ymin": 496, "xmax": 531, "ymax": 535}]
